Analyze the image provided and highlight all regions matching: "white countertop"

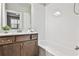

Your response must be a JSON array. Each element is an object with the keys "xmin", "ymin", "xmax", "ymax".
[{"xmin": 0, "ymin": 31, "xmax": 37, "ymax": 36}]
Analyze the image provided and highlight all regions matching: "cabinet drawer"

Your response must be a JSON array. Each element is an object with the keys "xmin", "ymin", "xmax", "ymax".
[
  {"xmin": 31, "ymin": 34, "xmax": 38, "ymax": 40},
  {"xmin": 16, "ymin": 35, "xmax": 30, "ymax": 42},
  {"xmin": 0, "ymin": 36, "xmax": 15, "ymax": 45}
]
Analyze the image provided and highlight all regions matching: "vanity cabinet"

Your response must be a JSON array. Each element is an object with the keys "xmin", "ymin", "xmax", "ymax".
[{"xmin": 0, "ymin": 33, "xmax": 38, "ymax": 56}]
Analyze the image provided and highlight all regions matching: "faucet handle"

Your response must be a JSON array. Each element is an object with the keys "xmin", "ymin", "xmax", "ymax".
[{"xmin": 75, "ymin": 45, "xmax": 79, "ymax": 50}]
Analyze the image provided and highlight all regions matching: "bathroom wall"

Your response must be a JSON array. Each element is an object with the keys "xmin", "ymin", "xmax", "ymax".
[
  {"xmin": 6, "ymin": 3, "xmax": 31, "ymax": 13},
  {"xmin": 31, "ymin": 4, "xmax": 45, "ymax": 41},
  {"xmin": 31, "ymin": 3, "xmax": 78, "ymax": 55},
  {"xmin": 45, "ymin": 3, "xmax": 79, "ymax": 55},
  {"xmin": 0, "ymin": 3, "xmax": 1, "ymax": 30}
]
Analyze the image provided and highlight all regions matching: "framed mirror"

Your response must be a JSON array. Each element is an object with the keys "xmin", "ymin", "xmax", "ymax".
[{"xmin": 1, "ymin": 3, "xmax": 31, "ymax": 32}]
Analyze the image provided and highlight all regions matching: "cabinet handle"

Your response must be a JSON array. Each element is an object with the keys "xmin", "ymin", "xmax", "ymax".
[
  {"xmin": 7, "ymin": 40, "xmax": 10, "ymax": 42},
  {"xmin": 1, "ymin": 40, "xmax": 4, "ymax": 42},
  {"xmin": 75, "ymin": 46, "xmax": 79, "ymax": 50},
  {"xmin": 21, "ymin": 43, "xmax": 23, "ymax": 48}
]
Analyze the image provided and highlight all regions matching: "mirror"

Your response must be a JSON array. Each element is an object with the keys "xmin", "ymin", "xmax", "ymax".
[
  {"xmin": 1, "ymin": 3, "xmax": 31, "ymax": 32},
  {"xmin": 7, "ymin": 10, "xmax": 21, "ymax": 29}
]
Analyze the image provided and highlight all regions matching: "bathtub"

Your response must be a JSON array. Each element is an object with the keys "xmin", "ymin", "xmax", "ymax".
[{"xmin": 38, "ymin": 40, "xmax": 77, "ymax": 56}]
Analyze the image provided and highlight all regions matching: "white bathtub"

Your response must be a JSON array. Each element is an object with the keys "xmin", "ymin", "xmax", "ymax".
[{"xmin": 38, "ymin": 40, "xmax": 77, "ymax": 56}]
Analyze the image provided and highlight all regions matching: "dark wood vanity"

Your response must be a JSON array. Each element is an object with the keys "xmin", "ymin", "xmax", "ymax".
[{"xmin": 0, "ymin": 33, "xmax": 38, "ymax": 56}]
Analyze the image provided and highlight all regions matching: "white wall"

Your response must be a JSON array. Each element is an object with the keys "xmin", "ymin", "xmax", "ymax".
[
  {"xmin": 2, "ymin": 3, "xmax": 6, "ymax": 27},
  {"xmin": 45, "ymin": 3, "xmax": 79, "ymax": 55},
  {"xmin": 6, "ymin": 3, "xmax": 31, "ymax": 13},
  {"xmin": 31, "ymin": 4, "xmax": 45, "ymax": 41},
  {"xmin": 0, "ymin": 3, "xmax": 1, "ymax": 30}
]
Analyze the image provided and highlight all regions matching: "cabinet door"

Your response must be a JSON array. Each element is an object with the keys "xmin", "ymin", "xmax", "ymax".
[
  {"xmin": 0, "ymin": 46, "xmax": 3, "ymax": 56},
  {"xmin": 21, "ymin": 40, "xmax": 38, "ymax": 56},
  {"xmin": 3, "ymin": 43, "xmax": 21, "ymax": 56},
  {"xmin": 12, "ymin": 43, "xmax": 21, "ymax": 56}
]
